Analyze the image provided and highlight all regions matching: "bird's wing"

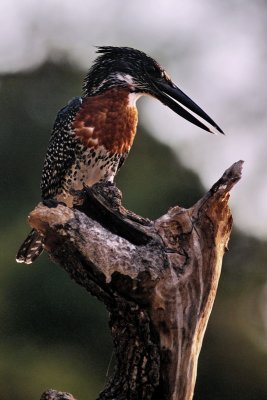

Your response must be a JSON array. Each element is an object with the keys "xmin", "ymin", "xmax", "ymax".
[{"xmin": 40, "ymin": 96, "xmax": 83, "ymax": 199}]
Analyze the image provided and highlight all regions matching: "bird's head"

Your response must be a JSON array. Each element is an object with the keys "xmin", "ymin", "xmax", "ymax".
[{"xmin": 83, "ymin": 46, "xmax": 223, "ymax": 134}]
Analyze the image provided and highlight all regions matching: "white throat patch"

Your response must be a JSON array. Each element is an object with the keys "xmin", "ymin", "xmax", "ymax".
[
  {"xmin": 128, "ymin": 92, "xmax": 143, "ymax": 106},
  {"xmin": 115, "ymin": 73, "xmax": 135, "ymax": 85}
]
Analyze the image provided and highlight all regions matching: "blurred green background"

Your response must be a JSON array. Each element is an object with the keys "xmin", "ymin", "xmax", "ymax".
[{"xmin": 1, "ymin": 1, "xmax": 267, "ymax": 399}]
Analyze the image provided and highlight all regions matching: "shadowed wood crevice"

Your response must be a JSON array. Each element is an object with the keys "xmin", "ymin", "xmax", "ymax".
[
  {"xmin": 29, "ymin": 161, "xmax": 243, "ymax": 400},
  {"xmin": 74, "ymin": 182, "xmax": 157, "ymax": 246}
]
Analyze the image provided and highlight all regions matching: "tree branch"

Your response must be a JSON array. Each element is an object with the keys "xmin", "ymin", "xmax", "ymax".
[{"xmin": 30, "ymin": 161, "xmax": 243, "ymax": 400}]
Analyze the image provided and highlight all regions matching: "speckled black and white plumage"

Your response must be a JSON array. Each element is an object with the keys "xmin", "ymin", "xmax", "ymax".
[
  {"xmin": 41, "ymin": 96, "xmax": 83, "ymax": 200},
  {"xmin": 16, "ymin": 98, "xmax": 79, "ymax": 264}
]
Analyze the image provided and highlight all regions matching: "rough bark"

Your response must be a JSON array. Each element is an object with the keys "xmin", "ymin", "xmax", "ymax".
[{"xmin": 29, "ymin": 161, "xmax": 243, "ymax": 400}]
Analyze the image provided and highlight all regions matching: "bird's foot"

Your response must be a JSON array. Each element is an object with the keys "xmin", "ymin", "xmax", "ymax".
[
  {"xmin": 68, "ymin": 189, "xmax": 85, "ymax": 206},
  {"xmin": 43, "ymin": 198, "xmax": 66, "ymax": 208}
]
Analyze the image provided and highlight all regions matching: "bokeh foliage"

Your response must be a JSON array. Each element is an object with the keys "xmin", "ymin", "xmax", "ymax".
[{"xmin": 1, "ymin": 62, "xmax": 267, "ymax": 400}]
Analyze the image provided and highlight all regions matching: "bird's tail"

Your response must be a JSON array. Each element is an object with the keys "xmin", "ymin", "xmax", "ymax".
[{"xmin": 16, "ymin": 229, "xmax": 44, "ymax": 264}]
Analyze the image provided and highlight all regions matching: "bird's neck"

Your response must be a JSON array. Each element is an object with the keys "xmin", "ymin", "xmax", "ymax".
[{"xmin": 74, "ymin": 87, "xmax": 140, "ymax": 154}]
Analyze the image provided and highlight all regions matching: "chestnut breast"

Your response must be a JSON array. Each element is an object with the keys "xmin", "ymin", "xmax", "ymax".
[{"xmin": 73, "ymin": 87, "xmax": 138, "ymax": 154}]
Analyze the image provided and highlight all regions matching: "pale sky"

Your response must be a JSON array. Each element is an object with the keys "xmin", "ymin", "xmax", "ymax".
[{"xmin": 1, "ymin": 0, "xmax": 266, "ymax": 238}]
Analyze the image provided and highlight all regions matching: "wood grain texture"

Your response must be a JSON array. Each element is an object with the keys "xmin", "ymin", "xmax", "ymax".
[{"xmin": 29, "ymin": 161, "xmax": 243, "ymax": 400}]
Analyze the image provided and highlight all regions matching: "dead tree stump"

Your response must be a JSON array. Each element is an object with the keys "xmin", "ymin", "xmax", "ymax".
[{"xmin": 28, "ymin": 161, "xmax": 243, "ymax": 400}]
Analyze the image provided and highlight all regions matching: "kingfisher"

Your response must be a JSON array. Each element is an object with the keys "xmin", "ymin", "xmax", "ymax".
[{"xmin": 16, "ymin": 46, "xmax": 224, "ymax": 264}]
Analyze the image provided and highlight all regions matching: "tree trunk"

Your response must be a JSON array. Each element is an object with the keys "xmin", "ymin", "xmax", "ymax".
[{"xmin": 29, "ymin": 161, "xmax": 243, "ymax": 400}]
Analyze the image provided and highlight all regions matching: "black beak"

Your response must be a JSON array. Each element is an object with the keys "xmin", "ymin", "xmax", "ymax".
[{"xmin": 152, "ymin": 80, "xmax": 224, "ymax": 135}]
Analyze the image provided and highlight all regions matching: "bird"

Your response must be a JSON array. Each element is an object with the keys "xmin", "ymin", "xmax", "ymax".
[{"xmin": 16, "ymin": 46, "xmax": 224, "ymax": 265}]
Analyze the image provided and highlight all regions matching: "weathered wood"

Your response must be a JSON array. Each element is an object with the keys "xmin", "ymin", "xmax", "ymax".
[
  {"xmin": 40, "ymin": 389, "xmax": 76, "ymax": 400},
  {"xmin": 30, "ymin": 161, "xmax": 243, "ymax": 400}
]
